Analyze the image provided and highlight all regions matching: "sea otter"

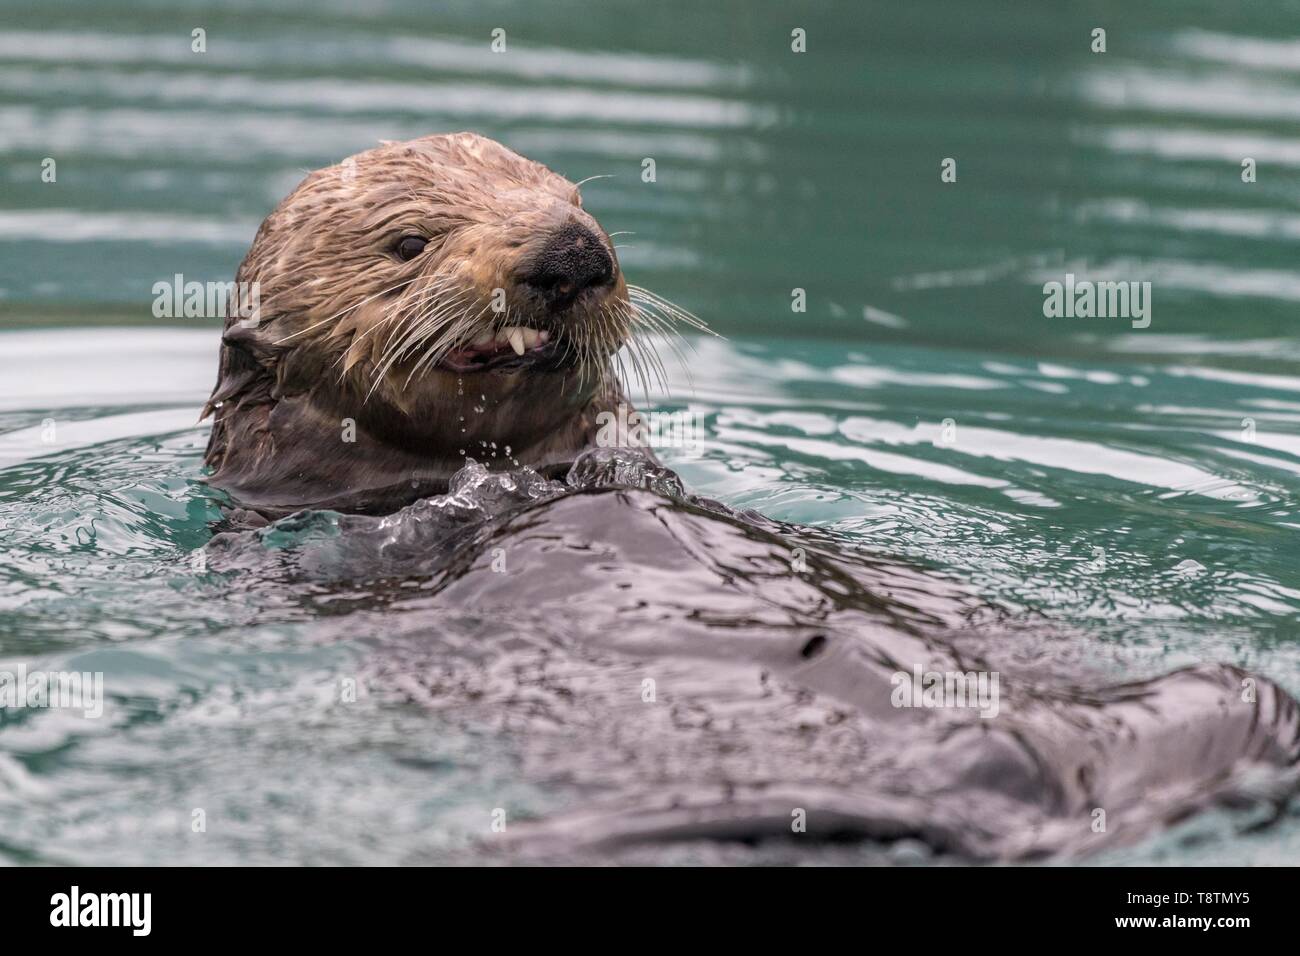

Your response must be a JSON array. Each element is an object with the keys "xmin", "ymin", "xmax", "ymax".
[
  {"xmin": 202, "ymin": 132, "xmax": 692, "ymax": 517},
  {"xmin": 200, "ymin": 134, "xmax": 1300, "ymax": 859}
]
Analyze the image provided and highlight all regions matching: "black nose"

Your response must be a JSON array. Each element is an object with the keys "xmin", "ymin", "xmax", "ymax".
[{"xmin": 523, "ymin": 221, "xmax": 615, "ymax": 308}]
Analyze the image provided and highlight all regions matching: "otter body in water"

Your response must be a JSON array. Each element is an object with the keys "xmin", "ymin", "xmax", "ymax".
[
  {"xmin": 201, "ymin": 134, "xmax": 1300, "ymax": 861},
  {"xmin": 206, "ymin": 457, "xmax": 1300, "ymax": 861},
  {"xmin": 203, "ymin": 132, "xmax": 679, "ymax": 516}
]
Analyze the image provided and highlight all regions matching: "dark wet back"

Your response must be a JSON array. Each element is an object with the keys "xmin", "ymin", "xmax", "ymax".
[{"xmin": 204, "ymin": 452, "xmax": 1300, "ymax": 862}]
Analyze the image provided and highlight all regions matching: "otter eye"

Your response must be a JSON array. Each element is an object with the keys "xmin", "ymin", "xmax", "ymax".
[{"xmin": 395, "ymin": 235, "xmax": 428, "ymax": 261}]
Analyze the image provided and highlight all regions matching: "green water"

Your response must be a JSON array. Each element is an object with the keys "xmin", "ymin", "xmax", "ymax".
[{"xmin": 1, "ymin": 0, "xmax": 1299, "ymax": 863}]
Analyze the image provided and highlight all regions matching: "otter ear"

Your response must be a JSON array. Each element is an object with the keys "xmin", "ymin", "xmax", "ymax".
[
  {"xmin": 201, "ymin": 322, "xmax": 278, "ymax": 422},
  {"xmin": 200, "ymin": 363, "xmax": 261, "ymax": 421},
  {"xmin": 221, "ymin": 321, "xmax": 279, "ymax": 365}
]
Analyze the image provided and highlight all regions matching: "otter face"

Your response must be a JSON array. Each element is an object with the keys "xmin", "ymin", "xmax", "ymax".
[
  {"xmin": 231, "ymin": 132, "xmax": 637, "ymax": 454},
  {"xmin": 205, "ymin": 132, "xmax": 706, "ymax": 514}
]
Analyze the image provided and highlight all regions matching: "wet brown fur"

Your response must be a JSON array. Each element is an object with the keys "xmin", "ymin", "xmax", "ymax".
[{"xmin": 202, "ymin": 132, "xmax": 641, "ymax": 516}]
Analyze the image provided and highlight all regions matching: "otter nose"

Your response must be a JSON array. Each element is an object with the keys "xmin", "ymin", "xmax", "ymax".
[{"xmin": 523, "ymin": 221, "xmax": 615, "ymax": 309}]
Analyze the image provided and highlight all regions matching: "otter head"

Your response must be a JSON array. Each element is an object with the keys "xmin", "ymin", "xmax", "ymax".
[{"xmin": 202, "ymin": 132, "xmax": 678, "ymax": 516}]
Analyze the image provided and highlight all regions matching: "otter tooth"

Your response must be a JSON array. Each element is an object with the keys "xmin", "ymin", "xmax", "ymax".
[
  {"xmin": 471, "ymin": 331, "xmax": 494, "ymax": 348},
  {"xmin": 507, "ymin": 327, "xmax": 526, "ymax": 356}
]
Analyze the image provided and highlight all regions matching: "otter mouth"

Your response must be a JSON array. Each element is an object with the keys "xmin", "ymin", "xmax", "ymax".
[{"xmin": 438, "ymin": 325, "xmax": 563, "ymax": 373}]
